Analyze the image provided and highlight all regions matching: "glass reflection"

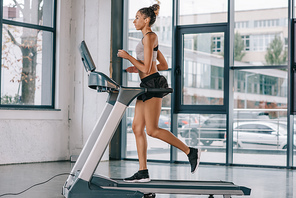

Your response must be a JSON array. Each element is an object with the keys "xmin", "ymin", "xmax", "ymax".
[
  {"xmin": 233, "ymin": 69, "xmax": 288, "ymax": 166},
  {"xmin": 182, "ymin": 33, "xmax": 224, "ymax": 105}
]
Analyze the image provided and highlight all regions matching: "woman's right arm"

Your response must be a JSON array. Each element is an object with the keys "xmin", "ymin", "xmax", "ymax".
[{"xmin": 156, "ymin": 50, "xmax": 168, "ymax": 71}]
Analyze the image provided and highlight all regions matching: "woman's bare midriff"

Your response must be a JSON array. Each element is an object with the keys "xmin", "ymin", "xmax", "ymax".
[{"xmin": 138, "ymin": 61, "xmax": 158, "ymax": 79}]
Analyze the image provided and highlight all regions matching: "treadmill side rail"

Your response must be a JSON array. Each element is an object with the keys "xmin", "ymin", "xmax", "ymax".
[
  {"xmin": 78, "ymin": 101, "xmax": 127, "ymax": 182},
  {"xmin": 69, "ymin": 101, "xmax": 114, "ymax": 175}
]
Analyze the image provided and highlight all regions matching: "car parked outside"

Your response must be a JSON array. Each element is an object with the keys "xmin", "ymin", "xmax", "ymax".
[
  {"xmin": 232, "ymin": 121, "xmax": 296, "ymax": 150},
  {"xmin": 276, "ymin": 122, "xmax": 296, "ymax": 134},
  {"xmin": 179, "ymin": 111, "xmax": 270, "ymax": 146},
  {"xmin": 177, "ymin": 114, "xmax": 206, "ymax": 128}
]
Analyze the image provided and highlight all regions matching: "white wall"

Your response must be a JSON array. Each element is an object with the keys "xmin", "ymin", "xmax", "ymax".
[
  {"xmin": 68, "ymin": 0, "xmax": 111, "ymax": 161},
  {"xmin": 0, "ymin": 0, "xmax": 111, "ymax": 165}
]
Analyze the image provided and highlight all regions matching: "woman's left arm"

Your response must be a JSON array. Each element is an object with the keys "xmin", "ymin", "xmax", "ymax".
[{"xmin": 156, "ymin": 50, "xmax": 168, "ymax": 71}]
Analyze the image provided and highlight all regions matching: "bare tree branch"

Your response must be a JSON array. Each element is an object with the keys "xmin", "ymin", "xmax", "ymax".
[
  {"xmin": 12, "ymin": 0, "xmax": 24, "ymax": 14},
  {"xmin": 4, "ymin": 26, "xmax": 21, "ymax": 47},
  {"xmin": 38, "ymin": 0, "xmax": 43, "ymax": 24}
]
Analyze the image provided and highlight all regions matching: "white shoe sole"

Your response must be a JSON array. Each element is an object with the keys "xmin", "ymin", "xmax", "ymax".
[{"xmin": 123, "ymin": 178, "xmax": 151, "ymax": 183}]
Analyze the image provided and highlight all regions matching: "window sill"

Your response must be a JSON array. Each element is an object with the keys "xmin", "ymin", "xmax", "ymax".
[
  {"xmin": 0, "ymin": 107, "xmax": 61, "ymax": 111},
  {"xmin": 0, "ymin": 108, "xmax": 64, "ymax": 120}
]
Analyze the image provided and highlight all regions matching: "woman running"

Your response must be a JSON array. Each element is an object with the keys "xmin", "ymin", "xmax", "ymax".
[{"xmin": 117, "ymin": 3, "xmax": 201, "ymax": 183}]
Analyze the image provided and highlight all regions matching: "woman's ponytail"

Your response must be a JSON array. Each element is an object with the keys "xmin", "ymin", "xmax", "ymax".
[{"xmin": 150, "ymin": 4, "xmax": 160, "ymax": 17}]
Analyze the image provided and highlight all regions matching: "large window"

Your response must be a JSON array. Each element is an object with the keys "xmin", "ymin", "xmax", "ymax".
[
  {"xmin": 1, "ymin": 0, "xmax": 56, "ymax": 107},
  {"xmin": 234, "ymin": 0, "xmax": 288, "ymax": 66},
  {"xmin": 231, "ymin": 0, "xmax": 290, "ymax": 166},
  {"xmin": 122, "ymin": 0, "xmax": 295, "ymax": 168}
]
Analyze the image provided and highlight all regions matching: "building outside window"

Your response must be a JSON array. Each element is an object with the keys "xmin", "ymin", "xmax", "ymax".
[
  {"xmin": 251, "ymin": 34, "xmax": 282, "ymax": 52},
  {"xmin": 1, "ymin": 0, "xmax": 56, "ymax": 108},
  {"xmin": 254, "ymin": 19, "xmax": 280, "ymax": 28},
  {"xmin": 235, "ymin": 21, "xmax": 249, "ymax": 29},
  {"xmin": 234, "ymin": 5, "xmax": 287, "ymax": 66},
  {"xmin": 241, "ymin": 35, "xmax": 250, "ymax": 51},
  {"xmin": 212, "ymin": 36, "xmax": 222, "ymax": 53}
]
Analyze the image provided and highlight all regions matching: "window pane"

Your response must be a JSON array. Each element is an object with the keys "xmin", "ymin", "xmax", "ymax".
[
  {"xmin": 294, "ymin": 116, "xmax": 296, "ymax": 167},
  {"xmin": 233, "ymin": 69, "xmax": 287, "ymax": 109},
  {"xmin": 1, "ymin": 24, "xmax": 53, "ymax": 106},
  {"xmin": 234, "ymin": 0, "xmax": 288, "ymax": 66},
  {"xmin": 125, "ymin": 0, "xmax": 173, "ymax": 161},
  {"xmin": 182, "ymin": 33, "xmax": 224, "ymax": 105},
  {"xmin": 177, "ymin": 113, "xmax": 226, "ymax": 164},
  {"xmin": 178, "ymin": 0, "xmax": 228, "ymax": 25},
  {"xmin": 3, "ymin": 0, "xmax": 54, "ymax": 27},
  {"xmin": 233, "ymin": 69, "xmax": 288, "ymax": 166},
  {"xmin": 294, "ymin": 21, "xmax": 296, "ymax": 65},
  {"xmin": 295, "ymin": 0, "xmax": 296, "ymax": 18}
]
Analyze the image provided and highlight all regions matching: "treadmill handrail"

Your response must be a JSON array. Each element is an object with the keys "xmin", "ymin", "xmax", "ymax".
[
  {"xmin": 146, "ymin": 87, "xmax": 173, "ymax": 94},
  {"xmin": 117, "ymin": 87, "xmax": 173, "ymax": 106}
]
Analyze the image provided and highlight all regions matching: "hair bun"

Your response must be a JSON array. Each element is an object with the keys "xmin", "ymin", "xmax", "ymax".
[{"xmin": 150, "ymin": 4, "xmax": 160, "ymax": 16}]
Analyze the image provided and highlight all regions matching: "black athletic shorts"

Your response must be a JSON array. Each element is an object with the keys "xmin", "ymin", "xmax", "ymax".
[{"xmin": 137, "ymin": 72, "xmax": 169, "ymax": 102}]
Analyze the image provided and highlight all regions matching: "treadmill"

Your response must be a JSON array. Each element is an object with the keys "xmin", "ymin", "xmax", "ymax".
[{"xmin": 62, "ymin": 41, "xmax": 251, "ymax": 198}]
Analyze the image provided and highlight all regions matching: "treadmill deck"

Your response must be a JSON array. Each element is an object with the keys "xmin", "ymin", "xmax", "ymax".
[{"xmin": 91, "ymin": 177, "xmax": 251, "ymax": 196}]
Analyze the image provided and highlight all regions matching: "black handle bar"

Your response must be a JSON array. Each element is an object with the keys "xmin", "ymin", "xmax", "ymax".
[{"xmin": 146, "ymin": 88, "xmax": 174, "ymax": 94}]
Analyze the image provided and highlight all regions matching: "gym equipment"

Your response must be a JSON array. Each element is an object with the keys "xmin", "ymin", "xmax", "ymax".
[{"xmin": 62, "ymin": 41, "xmax": 251, "ymax": 198}]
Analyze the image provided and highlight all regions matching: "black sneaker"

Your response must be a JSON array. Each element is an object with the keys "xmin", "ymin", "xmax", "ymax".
[
  {"xmin": 123, "ymin": 169, "xmax": 151, "ymax": 183},
  {"xmin": 187, "ymin": 147, "xmax": 201, "ymax": 173}
]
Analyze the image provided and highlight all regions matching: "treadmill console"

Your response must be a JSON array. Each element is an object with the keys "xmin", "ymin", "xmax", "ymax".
[
  {"xmin": 88, "ymin": 71, "xmax": 119, "ymax": 92},
  {"xmin": 79, "ymin": 41, "xmax": 119, "ymax": 92}
]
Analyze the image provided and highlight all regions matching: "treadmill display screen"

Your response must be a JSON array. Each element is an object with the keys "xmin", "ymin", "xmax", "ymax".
[{"xmin": 79, "ymin": 41, "xmax": 96, "ymax": 72}]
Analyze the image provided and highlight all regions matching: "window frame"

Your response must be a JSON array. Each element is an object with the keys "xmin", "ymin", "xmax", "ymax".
[
  {"xmin": 174, "ymin": 23, "xmax": 229, "ymax": 114},
  {"xmin": 0, "ymin": 0, "xmax": 57, "ymax": 109}
]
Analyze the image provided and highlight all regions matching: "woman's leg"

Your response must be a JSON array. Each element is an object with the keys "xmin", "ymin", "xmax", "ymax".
[
  {"xmin": 132, "ymin": 99, "xmax": 148, "ymax": 170},
  {"xmin": 144, "ymin": 97, "xmax": 190, "ymax": 155},
  {"xmin": 124, "ymin": 99, "xmax": 151, "ymax": 182}
]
